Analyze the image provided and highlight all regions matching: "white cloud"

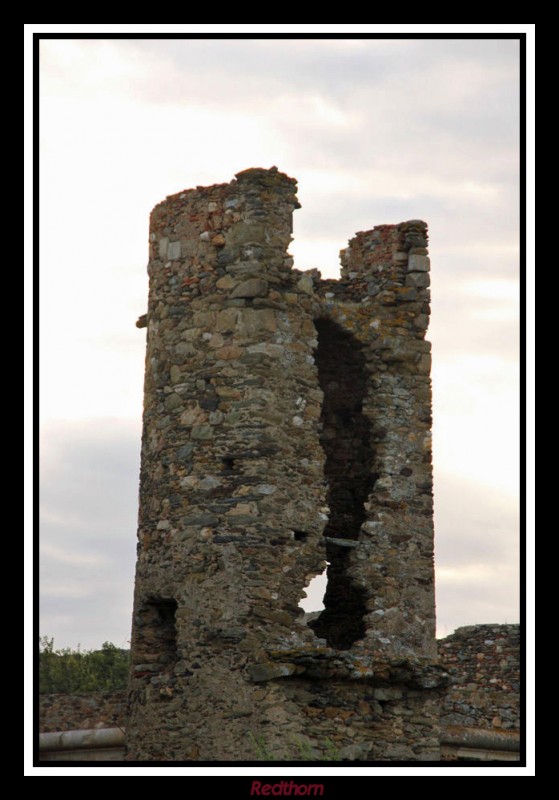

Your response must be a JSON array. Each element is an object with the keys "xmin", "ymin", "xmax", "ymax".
[{"xmin": 432, "ymin": 354, "xmax": 519, "ymax": 497}]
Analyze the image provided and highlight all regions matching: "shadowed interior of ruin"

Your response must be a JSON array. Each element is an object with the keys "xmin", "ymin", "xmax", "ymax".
[
  {"xmin": 133, "ymin": 598, "xmax": 178, "ymax": 674},
  {"xmin": 310, "ymin": 319, "xmax": 375, "ymax": 650}
]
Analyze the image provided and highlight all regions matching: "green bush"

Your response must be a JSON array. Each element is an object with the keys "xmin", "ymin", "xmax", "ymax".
[{"xmin": 39, "ymin": 636, "xmax": 130, "ymax": 694}]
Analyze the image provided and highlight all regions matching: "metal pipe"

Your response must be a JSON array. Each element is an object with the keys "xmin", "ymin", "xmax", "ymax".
[
  {"xmin": 39, "ymin": 727, "xmax": 125, "ymax": 752},
  {"xmin": 441, "ymin": 727, "xmax": 519, "ymax": 752}
]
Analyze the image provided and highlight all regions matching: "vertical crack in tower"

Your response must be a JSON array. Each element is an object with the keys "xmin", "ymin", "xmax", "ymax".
[{"xmin": 311, "ymin": 319, "xmax": 374, "ymax": 649}]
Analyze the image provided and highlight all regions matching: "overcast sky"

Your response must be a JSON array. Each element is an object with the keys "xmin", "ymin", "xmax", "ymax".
[{"xmin": 38, "ymin": 35, "xmax": 522, "ymax": 650}]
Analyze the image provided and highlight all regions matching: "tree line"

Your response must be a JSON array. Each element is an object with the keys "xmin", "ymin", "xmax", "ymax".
[{"xmin": 39, "ymin": 636, "xmax": 130, "ymax": 694}]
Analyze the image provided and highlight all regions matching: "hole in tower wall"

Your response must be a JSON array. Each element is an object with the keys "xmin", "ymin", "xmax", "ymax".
[
  {"xmin": 133, "ymin": 597, "xmax": 178, "ymax": 674},
  {"xmin": 221, "ymin": 457, "xmax": 236, "ymax": 473},
  {"xmin": 310, "ymin": 318, "xmax": 375, "ymax": 650},
  {"xmin": 299, "ymin": 567, "xmax": 328, "ymax": 613}
]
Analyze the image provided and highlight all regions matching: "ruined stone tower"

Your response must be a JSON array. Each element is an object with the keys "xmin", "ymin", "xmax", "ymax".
[{"xmin": 127, "ymin": 167, "xmax": 445, "ymax": 762}]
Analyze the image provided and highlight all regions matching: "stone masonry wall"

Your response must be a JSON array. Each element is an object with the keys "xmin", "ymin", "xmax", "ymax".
[
  {"xmin": 439, "ymin": 624, "xmax": 520, "ymax": 733},
  {"xmin": 39, "ymin": 691, "xmax": 126, "ymax": 733},
  {"xmin": 38, "ymin": 625, "xmax": 520, "ymax": 758},
  {"xmin": 127, "ymin": 167, "xmax": 444, "ymax": 762}
]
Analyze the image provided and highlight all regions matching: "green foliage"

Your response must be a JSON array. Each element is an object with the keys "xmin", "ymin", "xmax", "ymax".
[
  {"xmin": 39, "ymin": 636, "xmax": 130, "ymax": 694},
  {"xmin": 248, "ymin": 732, "xmax": 276, "ymax": 761},
  {"xmin": 321, "ymin": 739, "xmax": 341, "ymax": 761},
  {"xmin": 293, "ymin": 736, "xmax": 341, "ymax": 761},
  {"xmin": 248, "ymin": 731, "xmax": 341, "ymax": 762}
]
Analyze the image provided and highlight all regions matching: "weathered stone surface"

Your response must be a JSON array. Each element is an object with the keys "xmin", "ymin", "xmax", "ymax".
[
  {"xmin": 438, "ymin": 624, "xmax": 520, "ymax": 761},
  {"xmin": 179, "ymin": 403, "xmax": 206, "ymax": 427},
  {"xmin": 439, "ymin": 624, "xmax": 519, "ymax": 731},
  {"xmin": 214, "ymin": 345, "xmax": 243, "ymax": 360},
  {"xmin": 236, "ymin": 308, "xmax": 277, "ymax": 335},
  {"xmin": 215, "ymin": 308, "xmax": 238, "ymax": 332},
  {"xmin": 167, "ymin": 241, "xmax": 181, "ymax": 260},
  {"xmin": 127, "ymin": 168, "xmax": 443, "ymax": 763},
  {"xmin": 230, "ymin": 278, "xmax": 268, "ymax": 298},
  {"xmin": 247, "ymin": 663, "xmax": 297, "ymax": 682},
  {"xmin": 39, "ymin": 692, "xmax": 126, "ymax": 733},
  {"xmin": 407, "ymin": 254, "xmax": 430, "ymax": 272},
  {"xmin": 40, "ymin": 627, "xmax": 519, "ymax": 764},
  {"xmin": 207, "ymin": 333, "xmax": 224, "ymax": 349},
  {"xmin": 406, "ymin": 271, "xmax": 430, "ymax": 288},
  {"xmin": 216, "ymin": 275, "xmax": 236, "ymax": 290},
  {"xmin": 246, "ymin": 343, "xmax": 284, "ymax": 357},
  {"xmin": 164, "ymin": 393, "xmax": 182, "ymax": 411},
  {"xmin": 190, "ymin": 424, "xmax": 213, "ymax": 440},
  {"xmin": 296, "ymin": 274, "xmax": 314, "ymax": 295}
]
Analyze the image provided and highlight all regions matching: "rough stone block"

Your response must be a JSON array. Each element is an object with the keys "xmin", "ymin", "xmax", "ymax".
[
  {"xmin": 231, "ymin": 278, "xmax": 269, "ymax": 298},
  {"xmin": 407, "ymin": 254, "xmax": 430, "ymax": 273},
  {"xmin": 167, "ymin": 241, "xmax": 181, "ymax": 260}
]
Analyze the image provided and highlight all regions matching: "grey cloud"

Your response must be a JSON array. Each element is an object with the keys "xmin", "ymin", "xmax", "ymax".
[
  {"xmin": 119, "ymin": 38, "xmax": 517, "ymax": 108},
  {"xmin": 434, "ymin": 472, "xmax": 519, "ymax": 568},
  {"xmin": 434, "ymin": 471, "xmax": 519, "ymax": 635},
  {"xmin": 40, "ymin": 592, "xmax": 133, "ymax": 652},
  {"xmin": 41, "ymin": 420, "xmax": 141, "ymax": 535},
  {"xmin": 69, "ymin": 38, "xmax": 519, "ymax": 276},
  {"xmin": 436, "ymin": 570, "xmax": 519, "ymax": 638},
  {"xmin": 110, "ymin": 39, "xmax": 518, "ymax": 181},
  {"xmin": 40, "ymin": 419, "xmax": 140, "ymax": 649},
  {"xmin": 55, "ymin": 39, "xmax": 518, "ymax": 197},
  {"xmin": 117, "ymin": 39, "xmax": 400, "ymax": 103}
]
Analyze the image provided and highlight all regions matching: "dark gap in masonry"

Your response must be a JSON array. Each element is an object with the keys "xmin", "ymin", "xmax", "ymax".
[
  {"xmin": 310, "ymin": 318, "xmax": 375, "ymax": 650},
  {"xmin": 133, "ymin": 597, "xmax": 178, "ymax": 674}
]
